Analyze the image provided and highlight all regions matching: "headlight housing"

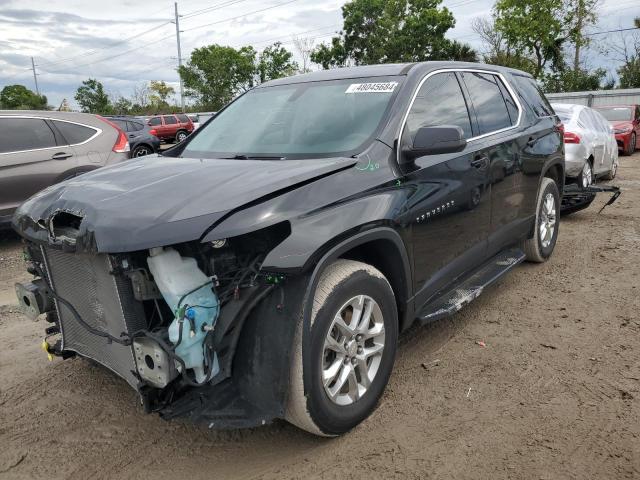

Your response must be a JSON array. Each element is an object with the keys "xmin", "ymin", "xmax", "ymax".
[{"xmin": 614, "ymin": 126, "xmax": 633, "ymax": 134}]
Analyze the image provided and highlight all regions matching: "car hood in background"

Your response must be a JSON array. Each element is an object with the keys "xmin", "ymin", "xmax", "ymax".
[
  {"xmin": 611, "ymin": 121, "xmax": 633, "ymax": 131},
  {"xmin": 12, "ymin": 155, "xmax": 356, "ymax": 253}
]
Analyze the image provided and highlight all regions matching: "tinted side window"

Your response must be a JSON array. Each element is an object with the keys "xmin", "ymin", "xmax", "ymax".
[
  {"xmin": 497, "ymin": 79, "xmax": 519, "ymax": 124},
  {"xmin": 164, "ymin": 115, "xmax": 178, "ymax": 125},
  {"xmin": 111, "ymin": 119, "xmax": 128, "ymax": 131},
  {"xmin": 149, "ymin": 117, "xmax": 162, "ymax": 126},
  {"xmin": 177, "ymin": 114, "xmax": 190, "ymax": 123},
  {"xmin": 0, "ymin": 118, "xmax": 57, "ymax": 153},
  {"xmin": 130, "ymin": 121, "xmax": 144, "ymax": 131},
  {"xmin": 461, "ymin": 72, "xmax": 512, "ymax": 135},
  {"xmin": 405, "ymin": 72, "xmax": 472, "ymax": 141},
  {"xmin": 54, "ymin": 121, "xmax": 96, "ymax": 144},
  {"xmin": 512, "ymin": 75, "xmax": 554, "ymax": 118}
]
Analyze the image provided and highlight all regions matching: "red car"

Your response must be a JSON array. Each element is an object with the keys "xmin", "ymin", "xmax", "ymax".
[
  {"xmin": 147, "ymin": 114, "xmax": 194, "ymax": 143},
  {"xmin": 594, "ymin": 105, "xmax": 640, "ymax": 156}
]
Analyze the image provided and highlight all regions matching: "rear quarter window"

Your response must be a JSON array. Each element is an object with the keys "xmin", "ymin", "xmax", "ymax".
[
  {"xmin": 53, "ymin": 120, "xmax": 97, "ymax": 145},
  {"xmin": 512, "ymin": 75, "xmax": 554, "ymax": 118},
  {"xmin": 176, "ymin": 114, "xmax": 190, "ymax": 123},
  {"xmin": 164, "ymin": 115, "xmax": 178, "ymax": 125},
  {"xmin": 0, "ymin": 117, "xmax": 57, "ymax": 153},
  {"xmin": 148, "ymin": 117, "xmax": 162, "ymax": 126}
]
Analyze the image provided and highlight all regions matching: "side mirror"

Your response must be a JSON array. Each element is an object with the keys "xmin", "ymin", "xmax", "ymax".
[{"xmin": 402, "ymin": 125, "xmax": 467, "ymax": 161}]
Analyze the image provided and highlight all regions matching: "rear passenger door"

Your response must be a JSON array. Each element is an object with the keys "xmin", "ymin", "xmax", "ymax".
[
  {"xmin": 0, "ymin": 116, "xmax": 63, "ymax": 219},
  {"xmin": 458, "ymin": 71, "xmax": 531, "ymax": 255},
  {"xmin": 404, "ymin": 72, "xmax": 492, "ymax": 308}
]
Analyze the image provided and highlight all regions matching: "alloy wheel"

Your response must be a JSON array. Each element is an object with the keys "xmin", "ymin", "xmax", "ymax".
[
  {"xmin": 581, "ymin": 161, "xmax": 593, "ymax": 189},
  {"xmin": 321, "ymin": 295, "xmax": 385, "ymax": 406},
  {"xmin": 539, "ymin": 193, "xmax": 557, "ymax": 249},
  {"xmin": 134, "ymin": 146, "xmax": 150, "ymax": 157},
  {"xmin": 177, "ymin": 132, "xmax": 187, "ymax": 142}
]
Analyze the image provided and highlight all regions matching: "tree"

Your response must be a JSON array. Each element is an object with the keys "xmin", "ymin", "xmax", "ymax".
[
  {"xmin": 310, "ymin": 0, "xmax": 476, "ymax": 67},
  {"xmin": 112, "ymin": 96, "xmax": 133, "ymax": 115},
  {"xmin": 613, "ymin": 18, "xmax": 640, "ymax": 88},
  {"xmin": 565, "ymin": 0, "xmax": 599, "ymax": 72},
  {"xmin": 132, "ymin": 82, "xmax": 150, "ymax": 109},
  {"xmin": 149, "ymin": 80, "xmax": 175, "ymax": 106},
  {"xmin": 293, "ymin": 36, "xmax": 316, "ymax": 73},
  {"xmin": 471, "ymin": 17, "xmax": 536, "ymax": 74},
  {"xmin": 541, "ymin": 67, "xmax": 607, "ymax": 92},
  {"xmin": 74, "ymin": 78, "xmax": 111, "ymax": 114},
  {"xmin": 257, "ymin": 42, "xmax": 299, "ymax": 83},
  {"xmin": 178, "ymin": 44, "xmax": 256, "ymax": 110},
  {"xmin": 0, "ymin": 84, "xmax": 48, "ymax": 110}
]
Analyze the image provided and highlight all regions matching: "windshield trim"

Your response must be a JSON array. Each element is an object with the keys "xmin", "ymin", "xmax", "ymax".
[{"xmin": 180, "ymin": 75, "xmax": 405, "ymax": 160}]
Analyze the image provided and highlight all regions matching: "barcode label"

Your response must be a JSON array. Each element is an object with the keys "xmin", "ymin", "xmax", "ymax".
[{"xmin": 345, "ymin": 82, "xmax": 398, "ymax": 94}]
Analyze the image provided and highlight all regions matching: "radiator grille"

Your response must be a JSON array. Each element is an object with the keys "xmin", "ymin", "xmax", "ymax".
[{"xmin": 42, "ymin": 247, "xmax": 146, "ymax": 389}]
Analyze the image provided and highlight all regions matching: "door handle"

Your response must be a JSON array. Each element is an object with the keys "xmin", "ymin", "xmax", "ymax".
[
  {"xmin": 51, "ymin": 152, "xmax": 72, "ymax": 160},
  {"xmin": 471, "ymin": 155, "xmax": 489, "ymax": 169}
]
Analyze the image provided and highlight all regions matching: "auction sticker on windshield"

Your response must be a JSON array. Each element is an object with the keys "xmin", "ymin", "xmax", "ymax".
[{"xmin": 345, "ymin": 82, "xmax": 398, "ymax": 94}]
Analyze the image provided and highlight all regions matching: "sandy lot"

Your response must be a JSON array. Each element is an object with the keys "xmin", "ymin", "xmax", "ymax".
[{"xmin": 0, "ymin": 155, "xmax": 638, "ymax": 480}]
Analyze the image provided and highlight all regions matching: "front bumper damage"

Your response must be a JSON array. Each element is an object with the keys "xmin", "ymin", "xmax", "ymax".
[{"xmin": 15, "ymin": 237, "xmax": 306, "ymax": 430}]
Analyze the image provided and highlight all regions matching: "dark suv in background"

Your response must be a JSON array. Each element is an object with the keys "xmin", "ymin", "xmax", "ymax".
[
  {"xmin": 13, "ymin": 62, "xmax": 564, "ymax": 436},
  {"xmin": 0, "ymin": 111, "xmax": 129, "ymax": 226},
  {"xmin": 110, "ymin": 117, "xmax": 160, "ymax": 157},
  {"xmin": 146, "ymin": 114, "xmax": 194, "ymax": 143}
]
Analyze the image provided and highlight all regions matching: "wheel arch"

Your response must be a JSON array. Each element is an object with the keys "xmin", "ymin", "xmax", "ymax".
[{"xmin": 299, "ymin": 227, "xmax": 413, "ymax": 396}]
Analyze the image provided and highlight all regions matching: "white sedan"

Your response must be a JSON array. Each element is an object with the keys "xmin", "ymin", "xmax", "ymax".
[{"xmin": 552, "ymin": 103, "xmax": 619, "ymax": 188}]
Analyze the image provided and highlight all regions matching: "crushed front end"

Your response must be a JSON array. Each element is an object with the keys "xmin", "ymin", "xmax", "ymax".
[{"xmin": 15, "ymin": 223, "xmax": 304, "ymax": 429}]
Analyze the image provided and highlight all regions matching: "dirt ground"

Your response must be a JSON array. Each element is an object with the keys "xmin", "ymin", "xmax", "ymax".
[{"xmin": 0, "ymin": 155, "xmax": 638, "ymax": 480}]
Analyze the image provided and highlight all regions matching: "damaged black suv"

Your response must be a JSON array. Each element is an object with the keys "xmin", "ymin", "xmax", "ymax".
[{"xmin": 13, "ymin": 62, "xmax": 564, "ymax": 436}]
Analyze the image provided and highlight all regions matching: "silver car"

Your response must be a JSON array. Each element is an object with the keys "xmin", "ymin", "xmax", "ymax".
[
  {"xmin": 552, "ymin": 103, "xmax": 618, "ymax": 188},
  {"xmin": 0, "ymin": 111, "xmax": 130, "ymax": 226}
]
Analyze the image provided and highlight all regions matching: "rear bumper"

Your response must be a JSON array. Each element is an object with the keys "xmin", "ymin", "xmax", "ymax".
[{"xmin": 564, "ymin": 144, "xmax": 586, "ymax": 177}]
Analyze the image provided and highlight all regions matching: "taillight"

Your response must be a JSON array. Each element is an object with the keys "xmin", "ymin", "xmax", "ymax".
[
  {"xmin": 149, "ymin": 129, "xmax": 158, "ymax": 137},
  {"xmin": 97, "ymin": 116, "xmax": 131, "ymax": 153},
  {"xmin": 564, "ymin": 131, "xmax": 581, "ymax": 144}
]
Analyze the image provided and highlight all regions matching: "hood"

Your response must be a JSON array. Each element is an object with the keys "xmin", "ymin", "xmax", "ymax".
[
  {"xmin": 611, "ymin": 121, "xmax": 633, "ymax": 130},
  {"xmin": 12, "ymin": 154, "xmax": 356, "ymax": 253}
]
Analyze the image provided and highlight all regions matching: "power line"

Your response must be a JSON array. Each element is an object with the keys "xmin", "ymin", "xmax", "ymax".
[
  {"xmin": 586, "ymin": 26, "xmax": 640, "ymax": 36},
  {"xmin": 182, "ymin": 0, "xmax": 301, "ymax": 33},
  {"xmin": 182, "ymin": 0, "xmax": 250, "ymax": 19},
  {"xmin": 36, "ymin": 20, "xmax": 172, "ymax": 68}
]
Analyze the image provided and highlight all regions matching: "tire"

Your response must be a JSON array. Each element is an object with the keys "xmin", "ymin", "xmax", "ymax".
[
  {"xmin": 625, "ymin": 133, "xmax": 636, "ymax": 156},
  {"xmin": 132, "ymin": 144, "xmax": 152, "ymax": 157},
  {"xmin": 286, "ymin": 260, "xmax": 398, "ymax": 436},
  {"xmin": 523, "ymin": 177, "xmax": 560, "ymax": 263},
  {"xmin": 176, "ymin": 130, "xmax": 188, "ymax": 143},
  {"xmin": 579, "ymin": 158, "xmax": 594, "ymax": 189},
  {"xmin": 602, "ymin": 158, "xmax": 618, "ymax": 180}
]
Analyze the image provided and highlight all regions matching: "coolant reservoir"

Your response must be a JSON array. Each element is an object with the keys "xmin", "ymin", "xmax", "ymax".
[{"xmin": 147, "ymin": 247, "xmax": 219, "ymax": 383}]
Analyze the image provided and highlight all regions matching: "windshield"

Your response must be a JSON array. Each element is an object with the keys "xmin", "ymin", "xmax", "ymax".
[
  {"xmin": 596, "ymin": 107, "xmax": 633, "ymax": 122},
  {"xmin": 181, "ymin": 76, "xmax": 402, "ymax": 159}
]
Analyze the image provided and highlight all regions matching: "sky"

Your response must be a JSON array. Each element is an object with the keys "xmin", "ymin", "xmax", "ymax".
[{"xmin": 1, "ymin": 0, "xmax": 639, "ymax": 109}]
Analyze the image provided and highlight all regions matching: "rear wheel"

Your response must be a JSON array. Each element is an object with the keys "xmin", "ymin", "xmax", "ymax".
[
  {"xmin": 286, "ymin": 260, "xmax": 398, "ymax": 436},
  {"xmin": 176, "ymin": 130, "xmax": 188, "ymax": 143},
  {"xmin": 132, "ymin": 144, "xmax": 152, "ymax": 157},
  {"xmin": 579, "ymin": 159, "xmax": 594, "ymax": 188},
  {"xmin": 524, "ymin": 177, "xmax": 560, "ymax": 263},
  {"xmin": 603, "ymin": 158, "xmax": 618, "ymax": 180}
]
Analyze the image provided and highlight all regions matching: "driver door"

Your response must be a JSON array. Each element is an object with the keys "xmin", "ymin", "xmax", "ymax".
[{"xmin": 402, "ymin": 72, "xmax": 492, "ymax": 309}]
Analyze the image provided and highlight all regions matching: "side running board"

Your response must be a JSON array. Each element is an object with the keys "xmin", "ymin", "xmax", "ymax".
[{"xmin": 417, "ymin": 247, "xmax": 526, "ymax": 324}]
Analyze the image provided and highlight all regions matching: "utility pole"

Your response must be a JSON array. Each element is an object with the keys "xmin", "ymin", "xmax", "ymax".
[
  {"xmin": 573, "ymin": 0, "xmax": 584, "ymax": 72},
  {"xmin": 174, "ymin": 2, "xmax": 185, "ymax": 112},
  {"xmin": 31, "ymin": 56, "xmax": 40, "ymax": 96}
]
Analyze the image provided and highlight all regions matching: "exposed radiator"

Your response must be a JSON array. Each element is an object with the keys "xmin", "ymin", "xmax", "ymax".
[{"xmin": 42, "ymin": 247, "xmax": 146, "ymax": 389}]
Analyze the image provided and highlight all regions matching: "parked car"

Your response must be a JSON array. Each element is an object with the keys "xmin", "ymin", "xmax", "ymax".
[
  {"xmin": 13, "ymin": 62, "xmax": 564, "ymax": 436},
  {"xmin": 109, "ymin": 117, "xmax": 160, "ymax": 157},
  {"xmin": 146, "ymin": 113, "xmax": 193, "ymax": 143},
  {"xmin": 187, "ymin": 114, "xmax": 200, "ymax": 130},
  {"xmin": 594, "ymin": 104, "xmax": 640, "ymax": 156},
  {"xmin": 552, "ymin": 103, "xmax": 618, "ymax": 187},
  {"xmin": 0, "ymin": 111, "xmax": 129, "ymax": 227}
]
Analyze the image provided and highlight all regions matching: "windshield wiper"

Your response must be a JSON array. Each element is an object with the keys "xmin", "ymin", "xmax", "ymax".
[{"xmin": 223, "ymin": 154, "xmax": 286, "ymax": 160}]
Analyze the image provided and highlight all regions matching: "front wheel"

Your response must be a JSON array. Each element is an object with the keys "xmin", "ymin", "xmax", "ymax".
[
  {"xmin": 523, "ymin": 177, "xmax": 560, "ymax": 263},
  {"xmin": 625, "ymin": 133, "xmax": 636, "ymax": 156},
  {"xmin": 286, "ymin": 260, "xmax": 398, "ymax": 436}
]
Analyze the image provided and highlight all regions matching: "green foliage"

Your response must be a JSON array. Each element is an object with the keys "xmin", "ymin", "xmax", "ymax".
[
  {"xmin": 310, "ymin": 0, "xmax": 477, "ymax": 67},
  {"xmin": 74, "ymin": 78, "xmax": 112, "ymax": 114},
  {"xmin": 178, "ymin": 44, "xmax": 257, "ymax": 111},
  {"xmin": 149, "ymin": 80, "xmax": 175, "ymax": 107},
  {"xmin": 618, "ymin": 57, "xmax": 640, "ymax": 89},
  {"xmin": 541, "ymin": 67, "xmax": 608, "ymax": 93},
  {"xmin": 0, "ymin": 84, "xmax": 48, "ymax": 110},
  {"xmin": 257, "ymin": 42, "xmax": 299, "ymax": 83},
  {"xmin": 494, "ymin": 0, "xmax": 565, "ymax": 78},
  {"xmin": 112, "ymin": 96, "xmax": 134, "ymax": 115}
]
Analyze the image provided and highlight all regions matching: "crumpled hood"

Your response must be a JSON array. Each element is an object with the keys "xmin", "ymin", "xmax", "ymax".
[{"xmin": 12, "ymin": 155, "xmax": 356, "ymax": 252}]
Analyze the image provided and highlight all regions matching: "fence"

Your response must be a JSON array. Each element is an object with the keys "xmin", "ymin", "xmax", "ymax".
[{"xmin": 546, "ymin": 88, "xmax": 640, "ymax": 107}]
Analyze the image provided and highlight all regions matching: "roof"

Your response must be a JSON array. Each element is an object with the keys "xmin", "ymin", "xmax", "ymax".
[{"xmin": 260, "ymin": 61, "xmax": 533, "ymax": 88}]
